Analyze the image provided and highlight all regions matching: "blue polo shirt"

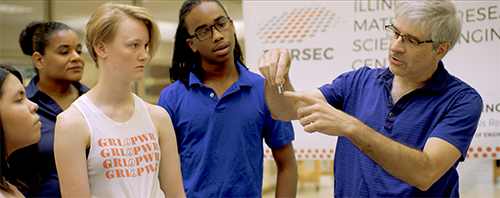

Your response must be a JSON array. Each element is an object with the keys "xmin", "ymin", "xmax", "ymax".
[
  {"xmin": 158, "ymin": 62, "xmax": 294, "ymax": 198},
  {"xmin": 16, "ymin": 75, "xmax": 89, "ymax": 197},
  {"xmin": 318, "ymin": 62, "xmax": 482, "ymax": 197}
]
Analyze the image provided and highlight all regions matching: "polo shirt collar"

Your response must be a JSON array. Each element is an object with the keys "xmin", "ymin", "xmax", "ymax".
[
  {"xmin": 188, "ymin": 61, "xmax": 253, "ymax": 88},
  {"xmin": 25, "ymin": 75, "xmax": 89, "ymax": 99},
  {"xmin": 378, "ymin": 67, "xmax": 394, "ymax": 82},
  {"xmin": 25, "ymin": 75, "xmax": 41, "ymax": 99},
  {"xmin": 187, "ymin": 67, "xmax": 202, "ymax": 87},
  {"xmin": 377, "ymin": 60, "xmax": 449, "ymax": 95},
  {"xmin": 422, "ymin": 61, "xmax": 448, "ymax": 95}
]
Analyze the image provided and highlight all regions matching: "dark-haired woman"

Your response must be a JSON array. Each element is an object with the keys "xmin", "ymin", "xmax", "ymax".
[
  {"xmin": 0, "ymin": 64, "xmax": 41, "ymax": 198},
  {"xmin": 12, "ymin": 21, "xmax": 89, "ymax": 197}
]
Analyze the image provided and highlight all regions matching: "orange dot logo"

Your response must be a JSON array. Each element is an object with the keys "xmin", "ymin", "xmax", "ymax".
[{"xmin": 255, "ymin": 4, "xmax": 337, "ymax": 44}]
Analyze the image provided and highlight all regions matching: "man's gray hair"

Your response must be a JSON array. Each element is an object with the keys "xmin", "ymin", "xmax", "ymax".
[{"xmin": 394, "ymin": 0, "xmax": 462, "ymax": 50}]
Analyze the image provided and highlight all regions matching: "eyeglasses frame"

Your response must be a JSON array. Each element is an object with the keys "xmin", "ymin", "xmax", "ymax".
[
  {"xmin": 189, "ymin": 17, "xmax": 233, "ymax": 42},
  {"xmin": 385, "ymin": 24, "xmax": 433, "ymax": 47}
]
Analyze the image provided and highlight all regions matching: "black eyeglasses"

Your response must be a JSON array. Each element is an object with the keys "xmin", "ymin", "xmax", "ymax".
[
  {"xmin": 385, "ymin": 24, "xmax": 433, "ymax": 50},
  {"xmin": 189, "ymin": 17, "xmax": 232, "ymax": 42}
]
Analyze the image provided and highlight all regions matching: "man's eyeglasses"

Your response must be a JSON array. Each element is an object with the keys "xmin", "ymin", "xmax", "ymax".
[
  {"xmin": 189, "ymin": 17, "xmax": 232, "ymax": 42},
  {"xmin": 385, "ymin": 24, "xmax": 433, "ymax": 50}
]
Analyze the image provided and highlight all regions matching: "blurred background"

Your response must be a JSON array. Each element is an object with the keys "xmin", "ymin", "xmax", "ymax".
[{"xmin": 0, "ymin": 0, "xmax": 245, "ymax": 104}]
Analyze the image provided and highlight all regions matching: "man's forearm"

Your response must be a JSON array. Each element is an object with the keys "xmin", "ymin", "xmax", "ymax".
[{"xmin": 346, "ymin": 123, "xmax": 461, "ymax": 191}]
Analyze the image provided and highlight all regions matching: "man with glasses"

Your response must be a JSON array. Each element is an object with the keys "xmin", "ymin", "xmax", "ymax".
[
  {"xmin": 259, "ymin": 0, "xmax": 482, "ymax": 197},
  {"xmin": 157, "ymin": 0, "xmax": 297, "ymax": 197}
]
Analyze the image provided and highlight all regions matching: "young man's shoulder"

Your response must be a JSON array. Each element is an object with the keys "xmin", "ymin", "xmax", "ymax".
[
  {"xmin": 158, "ymin": 80, "xmax": 193, "ymax": 104},
  {"xmin": 240, "ymin": 68, "xmax": 266, "ymax": 86}
]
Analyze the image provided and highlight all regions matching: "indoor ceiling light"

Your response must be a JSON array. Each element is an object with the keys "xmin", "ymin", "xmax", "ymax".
[{"xmin": 0, "ymin": 3, "xmax": 34, "ymax": 15}]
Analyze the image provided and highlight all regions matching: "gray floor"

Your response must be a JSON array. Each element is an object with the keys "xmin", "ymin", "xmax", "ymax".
[{"xmin": 458, "ymin": 158, "xmax": 500, "ymax": 198}]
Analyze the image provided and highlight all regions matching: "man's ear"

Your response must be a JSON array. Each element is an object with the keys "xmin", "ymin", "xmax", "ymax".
[
  {"xmin": 186, "ymin": 38, "xmax": 198, "ymax": 53},
  {"xmin": 32, "ymin": 52, "xmax": 44, "ymax": 71},
  {"xmin": 435, "ymin": 42, "xmax": 451, "ymax": 61},
  {"xmin": 94, "ymin": 41, "xmax": 108, "ymax": 59}
]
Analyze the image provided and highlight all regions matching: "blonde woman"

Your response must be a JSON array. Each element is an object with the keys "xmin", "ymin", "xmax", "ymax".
[{"xmin": 54, "ymin": 3, "xmax": 185, "ymax": 197}]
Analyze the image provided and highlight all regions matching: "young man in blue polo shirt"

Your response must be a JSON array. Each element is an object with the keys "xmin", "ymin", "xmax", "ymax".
[
  {"xmin": 259, "ymin": 0, "xmax": 482, "ymax": 197},
  {"xmin": 157, "ymin": 0, "xmax": 298, "ymax": 197}
]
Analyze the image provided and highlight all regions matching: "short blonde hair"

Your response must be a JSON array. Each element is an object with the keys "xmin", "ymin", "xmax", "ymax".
[{"xmin": 85, "ymin": 2, "xmax": 160, "ymax": 67}]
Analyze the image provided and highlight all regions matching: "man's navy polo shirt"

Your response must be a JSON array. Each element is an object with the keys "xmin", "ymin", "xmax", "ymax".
[{"xmin": 318, "ymin": 62, "xmax": 482, "ymax": 197}]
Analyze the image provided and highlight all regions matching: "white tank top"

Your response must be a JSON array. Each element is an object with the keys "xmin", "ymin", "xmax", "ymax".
[{"xmin": 73, "ymin": 94, "xmax": 164, "ymax": 198}]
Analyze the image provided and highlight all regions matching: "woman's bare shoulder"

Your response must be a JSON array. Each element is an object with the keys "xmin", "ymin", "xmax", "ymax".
[
  {"xmin": 56, "ymin": 105, "xmax": 88, "ymax": 132},
  {"xmin": 145, "ymin": 102, "xmax": 170, "ymax": 120}
]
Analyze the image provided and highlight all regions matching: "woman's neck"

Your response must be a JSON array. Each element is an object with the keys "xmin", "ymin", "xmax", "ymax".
[
  {"xmin": 36, "ymin": 76, "xmax": 79, "ymax": 110},
  {"xmin": 36, "ymin": 76, "xmax": 75, "ymax": 98},
  {"xmin": 88, "ymin": 76, "xmax": 134, "ymax": 106},
  {"xmin": 84, "ymin": 68, "xmax": 137, "ymax": 123}
]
